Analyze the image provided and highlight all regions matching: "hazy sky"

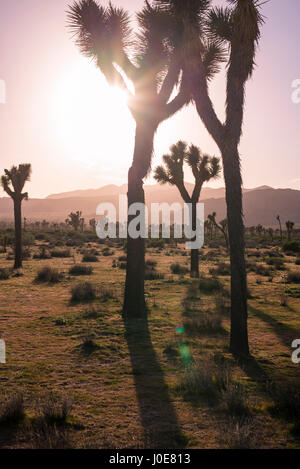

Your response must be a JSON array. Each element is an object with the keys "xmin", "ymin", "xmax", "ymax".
[{"xmin": 0, "ymin": 0, "xmax": 299, "ymax": 198}]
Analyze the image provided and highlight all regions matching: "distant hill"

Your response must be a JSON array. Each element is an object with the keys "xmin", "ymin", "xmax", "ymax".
[
  {"xmin": 0, "ymin": 185, "xmax": 299, "ymax": 227},
  {"xmin": 46, "ymin": 183, "xmax": 268, "ymax": 202}
]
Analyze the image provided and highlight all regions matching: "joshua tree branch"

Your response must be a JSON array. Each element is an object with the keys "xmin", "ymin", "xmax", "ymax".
[
  {"xmin": 175, "ymin": 181, "xmax": 191, "ymax": 205},
  {"xmin": 117, "ymin": 51, "xmax": 139, "ymax": 83},
  {"xmin": 1, "ymin": 179, "xmax": 14, "ymax": 199},
  {"xmin": 161, "ymin": 73, "xmax": 191, "ymax": 122},
  {"xmin": 158, "ymin": 57, "xmax": 181, "ymax": 104},
  {"xmin": 190, "ymin": 57, "xmax": 224, "ymax": 149},
  {"xmin": 192, "ymin": 178, "xmax": 203, "ymax": 203}
]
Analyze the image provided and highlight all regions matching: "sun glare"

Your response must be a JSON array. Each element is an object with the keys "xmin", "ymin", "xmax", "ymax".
[{"xmin": 51, "ymin": 58, "xmax": 135, "ymax": 171}]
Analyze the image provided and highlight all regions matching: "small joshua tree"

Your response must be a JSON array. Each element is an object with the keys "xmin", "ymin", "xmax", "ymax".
[
  {"xmin": 276, "ymin": 215, "xmax": 283, "ymax": 241},
  {"xmin": 208, "ymin": 212, "xmax": 229, "ymax": 250},
  {"xmin": 89, "ymin": 218, "xmax": 96, "ymax": 231},
  {"xmin": 1, "ymin": 164, "xmax": 32, "ymax": 269},
  {"xmin": 268, "ymin": 227, "xmax": 274, "ymax": 242},
  {"xmin": 286, "ymin": 221, "xmax": 294, "ymax": 241},
  {"xmin": 154, "ymin": 141, "xmax": 221, "ymax": 277},
  {"xmin": 65, "ymin": 211, "xmax": 84, "ymax": 231},
  {"xmin": 256, "ymin": 224, "xmax": 263, "ymax": 238}
]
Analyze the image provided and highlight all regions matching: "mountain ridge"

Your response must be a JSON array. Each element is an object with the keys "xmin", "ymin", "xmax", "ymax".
[
  {"xmin": 1, "ymin": 185, "xmax": 300, "ymax": 226},
  {"xmin": 46, "ymin": 183, "xmax": 274, "ymax": 201}
]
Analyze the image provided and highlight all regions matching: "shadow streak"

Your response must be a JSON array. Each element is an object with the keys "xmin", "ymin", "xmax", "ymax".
[
  {"xmin": 124, "ymin": 315, "xmax": 186, "ymax": 449},
  {"xmin": 249, "ymin": 305, "xmax": 300, "ymax": 348}
]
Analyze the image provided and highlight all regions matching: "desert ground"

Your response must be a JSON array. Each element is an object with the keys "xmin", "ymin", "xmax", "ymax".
[{"xmin": 0, "ymin": 230, "xmax": 299, "ymax": 449}]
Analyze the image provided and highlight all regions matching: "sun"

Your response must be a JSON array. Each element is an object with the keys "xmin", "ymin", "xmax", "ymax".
[{"xmin": 51, "ymin": 57, "xmax": 135, "ymax": 170}]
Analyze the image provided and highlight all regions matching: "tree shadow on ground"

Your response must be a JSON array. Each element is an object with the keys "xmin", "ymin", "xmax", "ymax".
[
  {"xmin": 123, "ymin": 314, "xmax": 187, "ymax": 449},
  {"xmin": 249, "ymin": 305, "xmax": 299, "ymax": 349}
]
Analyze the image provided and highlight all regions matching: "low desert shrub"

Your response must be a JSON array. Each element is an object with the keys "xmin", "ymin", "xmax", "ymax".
[
  {"xmin": 218, "ymin": 417, "xmax": 256, "ymax": 449},
  {"xmin": 178, "ymin": 360, "xmax": 230, "ymax": 404},
  {"xmin": 51, "ymin": 249, "xmax": 71, "ymax": 258},
  {"xmin": 183, "ymin": 313, "xmax": 222, "ymax": 336},
  {"xmin": 40, "ymin": 394, "xmax": 73, "ymax": 426},
  {"xmin": 71, "ymin": 282, "xmax": 96, "ymax": 302},
  {"xmin": 33, "ymin": 246, "xmax": 51, "ymax": 259},
  {"xmin": 0, "ymin": 268, "xmax": 10, "ymax": 280},
  {"xmin": 82, "ymin": 254, "xmax": 98, "ymax": 262},
  {"xmin": 209, "ymin": 262, "xmax": 231, "ymax": 276},
  {"xmin": 170, "ymin": 263, "xmax": 189, "ymax": 275},
  {"xmin": 282, "ymin": 241, "xmax": 299, "ymax": 254},
  {"xmin": 286, "ymin": 271, "xmax": 300, "ymax": 284},
  {"xmin": 35, "ymin": 267, "xmax": 64, "ymax": 283},
  {"xmin": 69, "ymin": 264, "xmax": 93, "ymax": 276},
  {"xmin": 99, "ymin": 286, "xmax": 114, "ymax": 301},
  {"xmin": 222, "ymin": 383, "xmax": 250, "ymax": 417},
  {"xmin": 0, "ymin": 393, "xmax": 25, "ymax": 425},
  {"xmin": 198, "ymin": 276, "xmax": 221, "ymax": 294},
  {"xmin": 266, "ymin": 257, "xmax": 286, "ymax": 270}
]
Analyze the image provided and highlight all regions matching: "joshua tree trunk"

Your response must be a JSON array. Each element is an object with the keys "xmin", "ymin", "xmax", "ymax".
[
  {"xmin": 223, "ymin": 230, "xmax": 229, "ymax": 251},
  {"xmin": 190, "ymin": 201, "xmax": 199, "ymax": 278},
  {"xmin": 222, "ymin": 144, "xmax": 249, "ymax": 356},
  {"xmin": 123, "ymin": 121, "xmax": 157, "ymax": 318},
  {"xmin": 13, "ymin": 197, "xmax": 23, "ymax": 269},
  {"xmin": 278, "ymin": 218, "xmax": 283, "ymax": 241}
]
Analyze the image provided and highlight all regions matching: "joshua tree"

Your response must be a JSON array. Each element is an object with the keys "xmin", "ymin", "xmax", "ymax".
[
  {"xmin": 155, "ymin": 0, "xmax": 263, "ymax": 355},
  {"xmin": 66, "ymin": 211, "xmax": 84, "ymax": 231},
  {"xmin": 154, "ymin": 141, "xmax": 221, "ymax": 277},
  {"xmin": 41, "ymin": 220, "xmax": 49, "ymax": 230},
  {"xmin": 68, "ymin": 0, "xmax": 191, "ymax": 317},
  {"xmin": 276, "ymin": 215, "xmax": 283, "ymax": 241},
  {"xmin": 256, "ymin": 224, "xmax": 263, "ymax": 237},
  {"xmin": 89, "ymin": 218, "xmax": 96, "ymax": 231},
  {"xmin": 208, "ymin": 212, "xmax": 229, "ymax": 250},
  {"xmin": 268, "ymin": 227, "xmax": 274, "ymax": 242},
  {"xmin": 204, "ymin": 219, "xmax": 212, "ymax": 241},
  {"xmin": 1, "ymin": 235, "xmax": 8, "ymax": 253},
  {"xmin": 1, "ymin": 164, "xmax": 31, "ymax": 269},
  {"xmin": 286, "ymin": 221, "xmax": 294, "ymax": 241}
]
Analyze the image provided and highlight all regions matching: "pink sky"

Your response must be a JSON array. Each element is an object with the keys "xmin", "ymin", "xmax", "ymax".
[{"xmin": 0, "ymin": 0, "xmax": 299, "ymax": 199}]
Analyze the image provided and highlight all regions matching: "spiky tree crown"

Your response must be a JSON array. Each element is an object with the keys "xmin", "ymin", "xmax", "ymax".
[
  {"xmin": 1, "ymin": 164, "xmax": 31, "ymax": 200},
  {"xmin": 68, "ymin": 0, "xmax": 180, "ymax": 89},
  {"xmin": 154, "ymin": 141, "xmax": 221, "ymax": 201}
]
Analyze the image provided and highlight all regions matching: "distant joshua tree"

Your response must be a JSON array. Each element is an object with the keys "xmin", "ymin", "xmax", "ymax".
[
  {"xmin": 65, "ymin": 211, "xmax": 84, "ymax": 231},
  {"xmin": 1, "ymin": 164, "xmax": 32, "ymax": 269},
  {"xmin": 276, "ymin": 215, "xmax": 283, "ymax": 241},
  {"xmin": 286, "ymin": 221, "xmax": 294, "ymax": 241},
  {"xmin": 68, "ymin": 0, "xmax": 191, "ymax": 318},
  {"xmin": 205, "ymin": 219, "xmax": 213, "ymax": 241},
  {"xmin": 1, "ymin": 235, "xmax": 8, "ymax": 253},
  {"xmin": 41, "ymin": 220, "xmax": 49, "ymax": 230},
  {"xmin": 249, "ymin": 226, "xmax": 256, "ymax": 238},
  {"xmin": 89, "ymin": 218, "xmax": 96, "ymax": 231},
  {"xmin": 256, "ymin": 224, "xmax": 263, "ymax": 237},
  {"xmin": 208, "ymin": 212, "xmax": 229, "ymax": 250},
  {"xmin": 268, "ymin": 227, "xmax": 274, "ymax": 242},
  {"xmin": 154, "ymin": 141, "xmax": 221, "ymax": 277}
]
